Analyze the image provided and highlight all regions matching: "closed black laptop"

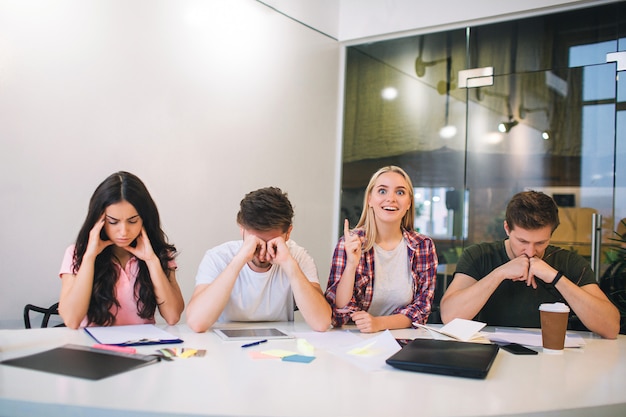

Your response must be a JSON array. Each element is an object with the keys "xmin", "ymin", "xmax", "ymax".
[{"xmin": 386, "ymin": 338, "xmax": 499, "ymax": 379}]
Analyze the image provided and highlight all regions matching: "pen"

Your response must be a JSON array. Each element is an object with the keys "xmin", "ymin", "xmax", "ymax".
[{"xmin": 241, "ymin": 339, "xmax": 268, "ymax": 348}]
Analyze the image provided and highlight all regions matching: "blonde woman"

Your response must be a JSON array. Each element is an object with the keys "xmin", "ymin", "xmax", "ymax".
[{"xmin": 325, "ymin": 166, "xmax": 438, "ymax": 332}]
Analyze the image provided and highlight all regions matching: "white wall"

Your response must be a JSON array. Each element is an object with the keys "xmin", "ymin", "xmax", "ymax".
[{"xmin": 0, "ymin": 0, "xmax": 341, "ymax": 328}]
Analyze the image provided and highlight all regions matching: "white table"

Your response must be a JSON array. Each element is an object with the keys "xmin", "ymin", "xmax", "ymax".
[{"xmin": 1, "ymin": 322, "xmax": 625, "ymax": 417}]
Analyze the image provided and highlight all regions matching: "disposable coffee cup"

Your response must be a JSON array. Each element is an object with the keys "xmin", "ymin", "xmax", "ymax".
[{"xmin": 539, "ymin": 302, "xmax": 570, "ymax": 354}]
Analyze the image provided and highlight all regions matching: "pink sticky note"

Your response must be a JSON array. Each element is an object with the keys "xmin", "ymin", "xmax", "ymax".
[{"xmin": 248, "ymin": 351, "xmax": 276, "ymax": 359}]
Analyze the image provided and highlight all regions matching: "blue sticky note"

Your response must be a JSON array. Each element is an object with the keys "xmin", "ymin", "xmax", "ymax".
[{"xmin": 282, "ymin": 354, "xmax": 315, "ymax": 364}]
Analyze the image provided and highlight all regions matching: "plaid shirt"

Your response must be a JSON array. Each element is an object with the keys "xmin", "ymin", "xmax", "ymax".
[{"xmin": 325, "ymin": 228, "xmax": 437, "ymax": 327}]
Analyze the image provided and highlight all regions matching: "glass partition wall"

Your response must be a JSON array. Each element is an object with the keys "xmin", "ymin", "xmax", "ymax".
[{"xmin": 340, "ymin": 3, "xmax": 626, "ymax": 321}]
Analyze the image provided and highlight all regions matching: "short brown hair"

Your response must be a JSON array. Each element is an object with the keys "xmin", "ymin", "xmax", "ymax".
[
  {"xmin": 505, "ymin": 191, "xmax": 560, "ymax": 232},
  {"xmin": 236, "ymin": 187, "xmax": 293, "ymax": 232}
]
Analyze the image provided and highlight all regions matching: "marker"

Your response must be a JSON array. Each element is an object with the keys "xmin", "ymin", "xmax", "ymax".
[
  {"xmin": 92, "ymin": 344, "xmax": 137, "ymax": 354},
  {"xmin": 241, "ymin": 339, "xmax": 268, "ymax": 348}
]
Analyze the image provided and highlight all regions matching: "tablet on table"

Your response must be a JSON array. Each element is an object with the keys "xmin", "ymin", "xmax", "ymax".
[{"xmin": 213, "ymin": 328, "xmax": 293, "ymax": 341}]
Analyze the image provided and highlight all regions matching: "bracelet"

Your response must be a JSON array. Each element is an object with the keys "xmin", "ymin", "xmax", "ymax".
[{"xmin": 552, "ymin": 271, "xmax": 564, "ymax": 286}]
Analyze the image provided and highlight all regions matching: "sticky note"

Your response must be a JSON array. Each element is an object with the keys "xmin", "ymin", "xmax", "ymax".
[
  {"xmin": 282, "ymin": 354, "xmax": 316, "ymax": 363},
  {"xmin": 248, "ymin": 351, "xmax": 276, "ymax": 359},
  {"xmin": 157, "ymin": 347, "xmax": 205, "ymax": 358},
  {"xmin": 297, "ymin": 338, "xmax": 315, "ymax": 356},
  {"xmin": 179, "ymin": 349, "xmax": 197, "ymax": 358},
  {"xmin": 347, "ymin": 341, "xmax": 379, "ymax": 356},
  {"xmin": 158, "ymin": 348, "xmax": 177, "ymax": 357},
  {"xmin": 262, "ymin": 349, "xmax": 298, "ymax": 358}
]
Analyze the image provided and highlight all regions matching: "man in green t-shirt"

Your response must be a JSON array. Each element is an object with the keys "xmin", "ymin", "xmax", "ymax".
[{"xmin": 440, "ymin": 191, "xmax": 619, "ymax": 339}]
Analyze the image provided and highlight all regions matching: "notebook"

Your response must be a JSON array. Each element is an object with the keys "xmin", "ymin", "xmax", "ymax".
[
  {"xmin": 385, "ymin": 338, "xmax": 499, "ymax": 379},
  {"xmin": 0, "ymin": 344, "xmax": 160, "ymax": 380}
]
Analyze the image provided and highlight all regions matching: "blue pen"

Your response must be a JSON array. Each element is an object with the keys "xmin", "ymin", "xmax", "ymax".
[{"xmin": 241, "ymin": 339, "xmax": 268, "ymax": 348}]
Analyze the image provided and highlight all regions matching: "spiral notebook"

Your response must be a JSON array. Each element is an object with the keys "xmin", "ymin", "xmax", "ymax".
[{"xmin": 0, "ymin": 344, "xmax": 160, "ymax": 380}]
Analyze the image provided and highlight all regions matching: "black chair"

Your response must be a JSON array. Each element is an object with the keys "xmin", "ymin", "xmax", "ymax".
[{"xmin": 23, "ymin": 302, "xmax": 64, "ymax": 328}]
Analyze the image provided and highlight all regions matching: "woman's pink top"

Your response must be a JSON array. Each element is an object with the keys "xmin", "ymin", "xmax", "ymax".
[{"xmin": 59, "ymin": 245, "xmax": 175, "ymax": 327}]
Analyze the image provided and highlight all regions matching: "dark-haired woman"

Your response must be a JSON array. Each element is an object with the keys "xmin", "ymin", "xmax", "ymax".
[{"xmin": 58, "ymin": 171, "xmax": 184, "ymax": 329}]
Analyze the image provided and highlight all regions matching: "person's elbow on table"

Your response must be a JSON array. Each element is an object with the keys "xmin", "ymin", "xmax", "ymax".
[
  {"xmin": 307, "ymin": 314, "xmax": 331, "ymax": 332},
  {"xmin": 186, "ymin": 314, "xmax": 214, "ymax": 333}
]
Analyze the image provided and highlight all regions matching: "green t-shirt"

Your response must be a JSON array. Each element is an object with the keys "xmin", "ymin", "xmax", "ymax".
[{"xmin": 454, "ymin": 240, "xmax": 597, "ymax": 328}]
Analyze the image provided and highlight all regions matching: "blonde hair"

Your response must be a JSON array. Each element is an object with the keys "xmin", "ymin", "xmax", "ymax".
[{"xmin": 355, "ymin": 166, "xmax": 415, "ymax": 251}]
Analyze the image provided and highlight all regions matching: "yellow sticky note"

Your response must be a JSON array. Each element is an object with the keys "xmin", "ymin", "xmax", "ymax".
[
  {"xmin": 262, "ymin": 349, "xmax": 298, "ymax": 358},
  {"xmin": 179, "ymin": 349, "xmax": 197, "ymax": 358},
  {"xmin": 297, "ymin": 338, "xmax": 315, "ymax": 356},
  {"xmin": 347, "ymin": 341, "xmax": 378, "ymax": 356}
]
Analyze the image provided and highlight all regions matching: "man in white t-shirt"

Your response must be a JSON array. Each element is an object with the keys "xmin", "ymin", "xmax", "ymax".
[{"xmin": 186, "ymin": 187, "xmax": 331, "ymax": 333}]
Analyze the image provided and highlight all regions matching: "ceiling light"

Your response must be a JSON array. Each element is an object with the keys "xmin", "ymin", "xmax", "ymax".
[
  {"xmin": 381, "ymin": 87, "xmax": 398, "ymax": 100},
  {"xmin": 498, "ymin": 117, "xmax": 518, "ymax": 133},
  {"xmin": 439, "ymin": 125, "xmax": 457, "ymax": 139},
  {"xmin": 542, "ymin": 130, "xmax": 552, "ymax": 140}
]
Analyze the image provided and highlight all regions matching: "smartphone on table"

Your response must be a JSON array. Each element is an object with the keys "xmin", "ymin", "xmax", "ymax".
[{"xmin": 498, "ymin": 342, "xmax": 538, "ymax": 355}]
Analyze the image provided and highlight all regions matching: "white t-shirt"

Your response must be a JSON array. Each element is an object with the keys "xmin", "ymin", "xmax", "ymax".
[
  {"xmin": 368, "ymin": 238, "xmax": 413, "ymax": 317},
  {"xmin": 194, "ymin": 240, "xmax": 319, "ymax": 323}
]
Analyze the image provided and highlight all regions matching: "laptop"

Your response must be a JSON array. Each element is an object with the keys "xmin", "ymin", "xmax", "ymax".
[
  {"xmin": 0, "ymin": 344, "xmax": 160, "ymax": 380},
  {"xmin": 386, "ymin": 338, "xmax": 499, "ymax": 379}
]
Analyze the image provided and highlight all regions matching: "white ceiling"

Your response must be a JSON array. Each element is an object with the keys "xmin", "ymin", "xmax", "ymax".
[{"xmin": 259, "ymin": 0, "xmax": 618, "ymax": 42}]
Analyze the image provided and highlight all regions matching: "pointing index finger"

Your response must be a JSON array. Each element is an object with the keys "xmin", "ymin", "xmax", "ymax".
[{"xmin": 344, "ymin": 219, "xmax": 350, "ymax": 239}]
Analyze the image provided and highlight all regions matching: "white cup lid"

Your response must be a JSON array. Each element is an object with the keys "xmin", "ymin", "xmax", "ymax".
[{"xmin": 539, "ymin": 302, "xmax": 570, "ymax": 313}]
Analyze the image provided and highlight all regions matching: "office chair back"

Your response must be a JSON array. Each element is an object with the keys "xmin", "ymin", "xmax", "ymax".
[{"xmin": 23, "ymin": 302, "xmax": 64, "ymax": 328}]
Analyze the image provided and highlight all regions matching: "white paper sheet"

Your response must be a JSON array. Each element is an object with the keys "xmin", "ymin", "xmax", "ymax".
[
  {"xmin": 487, "ymin": 328, "xmax": 585, "ymax": 348},
  {"xmin": 293, "ymin": 329, "xmax": 402, "ymax": 372},
  {"xmin": 414, "ymin": 318, "xmax": 487, "ymax": 341},
  {"xmin": 291, "ymin": 329, "xmax": 362, "ymax": 351},
  {"xmin": 329, "ymin": 330, "xmax": 402, "ymax": 372}
]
